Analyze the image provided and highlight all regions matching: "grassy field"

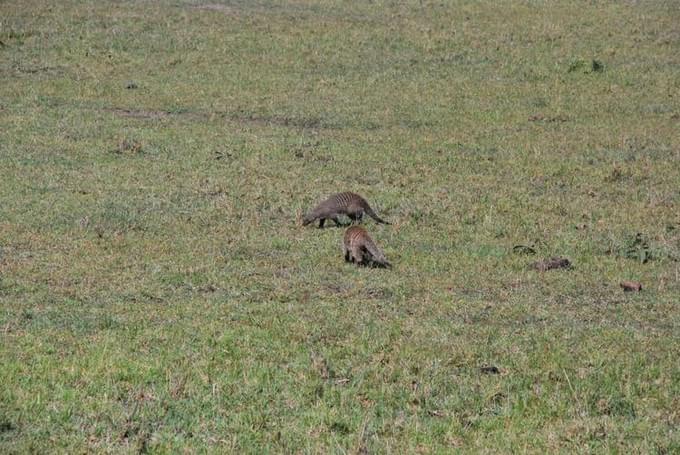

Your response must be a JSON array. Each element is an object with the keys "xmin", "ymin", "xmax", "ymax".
[{"xmin": 1, "ymin": 0, "xmax": 679, "ymax": 452}]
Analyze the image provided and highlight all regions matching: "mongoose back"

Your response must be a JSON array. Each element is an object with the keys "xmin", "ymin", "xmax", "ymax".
[
  {"xmin": 343, "ymin": 226, "xmax": 391, "ymax": 268},
  {"xmin": 302, "ymin": 192, "xmax": 390, "ymax": 228}
]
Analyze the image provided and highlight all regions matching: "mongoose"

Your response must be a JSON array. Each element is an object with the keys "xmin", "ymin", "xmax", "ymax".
[
  {"xmin": 302, "ymin": 192, "xmax": 390, "ymax": 228},
  {"xmin": 343, "ymin": 226, "xmax": 391, "ymax": 268}
]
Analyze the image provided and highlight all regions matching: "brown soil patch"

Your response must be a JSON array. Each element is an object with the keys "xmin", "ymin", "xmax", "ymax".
[{"xmin": 531, "ymin": 257, "xmax": 571, "ymax": 271}]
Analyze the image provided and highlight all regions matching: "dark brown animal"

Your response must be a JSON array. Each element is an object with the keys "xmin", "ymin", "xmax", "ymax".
[
  {"xmin": 343, "ymin": 226, "xmax": 391, "ymax": 268},
  {"xmin": 620, "ymin": 281, "xmax": 642, "ymax": 292},
  {"xmin": 302, "ymin": 192, "xmax": 390, "ymax": 228}
]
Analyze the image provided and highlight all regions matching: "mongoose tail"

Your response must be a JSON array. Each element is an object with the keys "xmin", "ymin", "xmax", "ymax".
[
  {"xmin": 364, "ymin": 205, "xmax": 390, "ymax": 225},
  {"xmin": 363, "ymin": 241, "xmax": 391, "ymax": 268}
]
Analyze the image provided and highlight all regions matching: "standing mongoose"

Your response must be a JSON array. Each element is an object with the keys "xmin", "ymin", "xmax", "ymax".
[
  {"xmin": 343, "ymin": 226, "xmax": 391, "ymax": 268},
  {"xmin": 302, "ymin": 192, "xmax": 390, "ymax": 228}
]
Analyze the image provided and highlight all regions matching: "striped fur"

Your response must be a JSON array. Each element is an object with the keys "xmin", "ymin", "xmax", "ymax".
[
  {"xmin": 343, "ymin": 226, "xmax": 391, "ymax": 268},
  {"xmin": 302, "ymin": 192, "xmax": 390, "ymax": 228}
]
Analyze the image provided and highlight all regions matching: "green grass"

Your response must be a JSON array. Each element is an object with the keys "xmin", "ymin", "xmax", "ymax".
[{"xmin": 1, "ymin": 0, "xmax": 679, "ymax": 452}]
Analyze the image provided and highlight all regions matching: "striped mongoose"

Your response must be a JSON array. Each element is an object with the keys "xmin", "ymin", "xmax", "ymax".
[
  {"xmin": 302, "ymin": 192, "xmax": 390, "ymax": 228},
  {"xmin": 343, "ymin": 226, "xmax": 391, "ymax": 268}
]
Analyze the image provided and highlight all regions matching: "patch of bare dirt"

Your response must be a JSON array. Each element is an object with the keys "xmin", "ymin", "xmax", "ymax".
[
  {"xmin": 104, "ymin": 106, "xmax": 333, "ymax": 130},
  {"xmin": 106, "ymin": 108, "xmax": 170, "ymax": 120},
  {"xmin": 224, "ymin": 111, "xmax": 329, "ymax": 130},
  {"xmin": 531, "ymin": 256, "xmax": 571, "ymax": 271},
  {"xmin": 116, "ymin": 138, "xmax": 143, "ymax": 154},
  {"xmin": 191, "ymin": 4, "xmax": 238, "ymax": 14},
  {"xmin": 528, "ymin": 113, "xmax": 569, "ymax": 123}
]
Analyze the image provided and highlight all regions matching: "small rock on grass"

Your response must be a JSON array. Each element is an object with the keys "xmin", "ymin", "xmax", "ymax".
[
  {"xmin": 531, "ymin": 257, "xmax": 571, "ymax": 272},
  {"xmin": 620, "ymin": 281, "xmax": 642, "ymax": 292},
  {"xmin": 480, "ymin": 365, "xmax": 500, "ymax": 375},
  {"xmin": 513, "ymin": 244, "xmax": 536, "ymax": 255}
]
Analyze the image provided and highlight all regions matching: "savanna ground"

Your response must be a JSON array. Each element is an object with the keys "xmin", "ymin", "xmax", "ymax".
[{"xmin": 1, "ymin": 0, "xmax": 679, "ymax": 452}]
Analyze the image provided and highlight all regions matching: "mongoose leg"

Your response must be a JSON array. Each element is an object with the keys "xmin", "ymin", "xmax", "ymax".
[
  {"xmin": 344, "ymin": 249, "xmax": 352, "ymax": 262},
  {"xmin": 350, "ymin": 245, "xmax": 364, "ymax": 265},
  {"xmin": 318, "ymin": 218, "xmax": 325, "ymax": 228}
]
